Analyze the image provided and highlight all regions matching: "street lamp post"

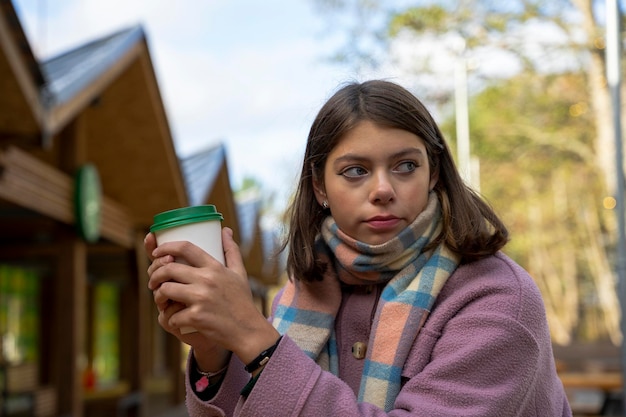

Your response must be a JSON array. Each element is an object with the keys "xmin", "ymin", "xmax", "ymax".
[
  {"xmin": 606, "ymin": 0, "xmax": 626, "ymax": 413},
  {"xmin": 453, "ymin": 34, "xmax": 481, "ymax": 191},
  {"xmin": 455, "ymin": 55, "xmax": 471, "ymax": 186}
]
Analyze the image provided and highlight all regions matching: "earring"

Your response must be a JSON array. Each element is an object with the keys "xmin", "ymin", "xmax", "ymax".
[{"xmin": 322, "ymin": 200, "xmax": 329, "ymax": 209}]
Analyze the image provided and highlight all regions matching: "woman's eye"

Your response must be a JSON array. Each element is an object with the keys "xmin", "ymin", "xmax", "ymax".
[
  {"xmin": 394, "ymin": 161, "xmax": 417, "ymax": 173},
  {"xmin": 342, "ymin": 166, "xmax": 368, "ymax": 178}
]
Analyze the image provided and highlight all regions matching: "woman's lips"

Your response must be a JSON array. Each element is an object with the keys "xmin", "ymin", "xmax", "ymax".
[{"xmin": 365, "ymin": 216, "xmax": 401, "ymax": 231}]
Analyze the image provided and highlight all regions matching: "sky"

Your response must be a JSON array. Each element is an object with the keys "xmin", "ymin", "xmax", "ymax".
[{"xmin": 11, "ymin": 0, "xmax": 418, "ymax": 214}]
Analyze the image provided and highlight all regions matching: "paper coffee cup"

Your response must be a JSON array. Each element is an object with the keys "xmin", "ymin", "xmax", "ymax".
[{"xmin": 150, "ymin": 205, "xmax": 224, "ymax": 333}]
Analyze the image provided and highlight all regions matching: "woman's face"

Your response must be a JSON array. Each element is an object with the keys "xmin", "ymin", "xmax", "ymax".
[{"xmin": 314, "ymin": 120, "xmax": 438, "ymax": 245}]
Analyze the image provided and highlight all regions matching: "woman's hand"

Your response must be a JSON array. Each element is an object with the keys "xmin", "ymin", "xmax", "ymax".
[
  {"xmin": 144, "ymin": 230, "xmax": 232, "ymax": 371},
  {"xmin": 145, "ymin": 227, "xmax": 279, "ymax": 371}
]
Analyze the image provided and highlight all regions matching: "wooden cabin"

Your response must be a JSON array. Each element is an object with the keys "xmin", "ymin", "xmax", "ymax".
[{"xmin": 0, "ymin": 2, "xmax": 279, "ymax": 416}]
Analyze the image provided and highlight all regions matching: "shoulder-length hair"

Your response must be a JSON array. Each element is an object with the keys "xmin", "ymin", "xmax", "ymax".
[{"xmin": 283, "ymin": 79, "xmax": 509, "ymax": 282}]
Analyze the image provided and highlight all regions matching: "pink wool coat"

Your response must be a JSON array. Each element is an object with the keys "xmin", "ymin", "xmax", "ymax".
[{"xmin": 185, "ymin": 252, "xmax": 572, "ymax": 416}]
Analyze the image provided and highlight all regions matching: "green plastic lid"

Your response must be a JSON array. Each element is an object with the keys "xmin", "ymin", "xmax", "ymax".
[{"xmin": 150, "ymin": 205, "xmax": 223, "ymax": 233}]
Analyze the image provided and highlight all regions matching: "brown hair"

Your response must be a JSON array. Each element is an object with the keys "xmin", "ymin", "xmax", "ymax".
[{"xmin": 283, "ymin": 79, "xmax": 508, "ymax": 282}]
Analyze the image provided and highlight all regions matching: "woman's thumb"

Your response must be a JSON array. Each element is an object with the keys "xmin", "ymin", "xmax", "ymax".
[{"xmin": 221, "ymin": 227, "xmax": 246, "ymax": 275}]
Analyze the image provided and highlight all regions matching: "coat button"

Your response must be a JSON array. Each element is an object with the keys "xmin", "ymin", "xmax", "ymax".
[{"xmin": 352, "ymin": 342, "xmax": 367, "ymax": 359}]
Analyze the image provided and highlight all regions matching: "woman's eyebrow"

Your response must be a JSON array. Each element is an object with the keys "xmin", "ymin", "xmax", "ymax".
[
  {"xmin": 391, "ymin": 148, "xmax": 425, "ymax": 159},
  {"xmin": 333, "ymin": 148, "xmax": 425, "ymax": 164}
]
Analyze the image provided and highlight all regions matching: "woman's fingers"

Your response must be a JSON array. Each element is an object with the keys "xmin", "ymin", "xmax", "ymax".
[
  {"xmin": 152, "ymin": 240, "xmax": 223, "ymax": 267},
  {"xmin": 153, "ymin": 285, "xmax": 175, "ymax": 311},
  {"xmin": 147, "ymin": 231, "xmax": 240, "ymax": 291},
  {"xmin": 156, "ymin": 300, "xmax": 183, "ymax": 328},
  {"xmin": 222, "ymin": 227, "xmax": 247, "ymax": 279},
  {"xmin": 151, "ymin": 267, "xmax": 203, "ymax": 306},
  {"xmin": 147, "ymin": 259, "xmax": 192, "ymax": 291},
  {"xmin": 144, "ymin": 233, "xmax": 158, "ymax": 261},
  {"xmin": 146, "ymin": 253, "xmax": 175, "ymax": 279}
]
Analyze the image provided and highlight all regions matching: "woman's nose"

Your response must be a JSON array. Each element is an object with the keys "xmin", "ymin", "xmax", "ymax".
[{"xmin": 369, "ymin": 171, "xmax": 395, "ymax": 204}]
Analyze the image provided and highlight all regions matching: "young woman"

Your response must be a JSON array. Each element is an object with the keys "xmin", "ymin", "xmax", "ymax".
[{"xmin": 146, "ymin": 80, "xmax": 572, "ymax": 416}]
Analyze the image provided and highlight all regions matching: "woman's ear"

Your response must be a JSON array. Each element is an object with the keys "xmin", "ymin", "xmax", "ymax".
[
  {"xmin": 312, "ymin": 177, "xmax": 327, "ymax": 206},
  {"xmin": 311, "ymin": 166, "xmax": 327, "ymax": 206},
  {"xmin": 429, "ymin": 167, "xmax": 439, "ymax": 191}
]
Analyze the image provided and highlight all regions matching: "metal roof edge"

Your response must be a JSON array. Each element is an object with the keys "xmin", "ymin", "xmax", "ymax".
[{"xmin": 40, "ymin": 24, "xmax": 146, "ymax": 107}]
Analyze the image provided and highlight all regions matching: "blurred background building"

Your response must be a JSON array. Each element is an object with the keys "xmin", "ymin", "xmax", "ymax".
[{"xmin": 0, "ymin": 2, "xmax": 283, "ymax": 415}]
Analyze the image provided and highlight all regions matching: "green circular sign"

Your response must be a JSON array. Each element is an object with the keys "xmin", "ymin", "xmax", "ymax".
[{"xmin": 74, "ymin": 164, "xmax": 102, "ymax": 243}]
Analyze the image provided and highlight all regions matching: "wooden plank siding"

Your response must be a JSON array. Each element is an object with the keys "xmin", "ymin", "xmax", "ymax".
[{"xmin": 0, "ymin": 145, "xmax": 134, "ymax": 247}]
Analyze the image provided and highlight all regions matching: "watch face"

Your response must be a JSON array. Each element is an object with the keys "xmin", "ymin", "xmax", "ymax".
[{"xmin": 74, "ymin": 164, "xmax": 102, "ymax": 243}]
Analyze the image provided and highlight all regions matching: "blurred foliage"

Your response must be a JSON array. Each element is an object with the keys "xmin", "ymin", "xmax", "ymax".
[
  {"xmin": 440, "ymin": 71, "xmax": 615, "ymax": 343},
  {"xmin": 314, "ymin": 0, "xmax": 578, "ymax": 72},
  {"xmin": 312, "ymin": 0, "xmax": 623, "ymax": 345}
]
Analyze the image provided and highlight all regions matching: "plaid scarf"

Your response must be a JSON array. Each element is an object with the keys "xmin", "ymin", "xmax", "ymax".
[{"xmin": 272, "ymin": 195, "xmax": 460, "ymax": 411}]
